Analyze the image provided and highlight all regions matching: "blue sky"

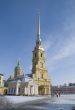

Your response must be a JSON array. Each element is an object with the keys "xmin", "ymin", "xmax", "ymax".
[{"xmin": 0, "ymin": 0, "xmax": 75, "ymax": 85}]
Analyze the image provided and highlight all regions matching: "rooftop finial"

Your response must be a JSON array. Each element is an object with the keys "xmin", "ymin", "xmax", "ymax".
[{"xmin": 17, "ymin": 60, "xmax": 20, "ymax": 66}]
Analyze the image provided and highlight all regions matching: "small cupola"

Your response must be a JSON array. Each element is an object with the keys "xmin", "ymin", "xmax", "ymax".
[{"xmin": 14, "ymin": 61, "xmax": 24, "ymax": 77}]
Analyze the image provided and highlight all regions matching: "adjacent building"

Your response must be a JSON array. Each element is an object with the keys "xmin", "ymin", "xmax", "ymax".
[
  {"xmin": 52, "ymin": 85, "xmax": 75, "ymax": 94},
  {"xmin": 0, "ymin": 74, "xmax": 4, "ymax": 87},
  {"xmin": 0, "ymin": 74, "xmax": 7, "ymax": 95},
  {"xmin": 7, "ymin": 62, "xmax": 38, "ymax": 95},
  {"xmin": 0, "ymin": 74, "xmax": 4, "ymax": 95}
]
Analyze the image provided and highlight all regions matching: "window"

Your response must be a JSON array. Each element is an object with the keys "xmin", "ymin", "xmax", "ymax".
[
  {"xmin": 14, "ymin": 88, "xmax": 15, "ymax": 93},
  {"xmin": 0, "ymin": 81, "xmax": 1, "ymax": 85},
  {"xmin": 42, "ymin": 74, "xmax": 43, "ymax": 78},
  {"xmin": 35, "ymin": 53, "xmax": 36, "ymax": 57},
  {"xmin": 9, "ymin": 88, "xmax": 10, "ymax": 93},
  {"xmin": 19, "ymin": 88, "xmax": 20, "ymax": 93},
  {"xmin": 38, "ymin": 41, "xmax": 39, "ymax": 45},
  {"xmin": 41, "ymin": 53, "xmax": 42, "ymax": 57},
  {"xmin": 11, "ymin": 88, "xmax": 13, "ymax": 93}
]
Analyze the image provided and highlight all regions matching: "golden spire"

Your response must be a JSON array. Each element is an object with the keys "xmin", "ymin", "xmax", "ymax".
[{"xmin": 37, "ymin": 15, "xmax": 41, "ymax": 42}]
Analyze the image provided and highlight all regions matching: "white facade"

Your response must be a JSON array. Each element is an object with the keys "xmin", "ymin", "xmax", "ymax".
[
  {"xmin": 7, "ymin": 62, "xmax": 38, "ymax": 96},
  {"xmin": 7, "ymin": 77, "xmax": 38, "ymax": 95}
]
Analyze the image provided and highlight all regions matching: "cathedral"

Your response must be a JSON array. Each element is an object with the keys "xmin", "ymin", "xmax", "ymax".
[
  {"xmin": 32, "ymin": 16, "xmax": 51, "ymax": 95},
  {"xmin": 7, "ymin": 16, "xmax": 51, "ymax": 95}
]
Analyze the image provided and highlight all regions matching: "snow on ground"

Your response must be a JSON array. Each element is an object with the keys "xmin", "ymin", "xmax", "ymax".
[
  {"xmin": 4, "ymin": 94, "xmax": 75, "ymax": 105},
  {"xmin": 1, "ymin": 95, "xmax": 75, "ymax": 109},
  {"xmin": 51, "ymin": 94, "xmax": 75, "ymax": 104},
  {"xmin": 5, "ymin": 96, "xmax": 47, "ymax": 104}
]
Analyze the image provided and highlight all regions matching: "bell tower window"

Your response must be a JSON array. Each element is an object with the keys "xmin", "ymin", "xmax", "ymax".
[
  {"xmin": 42, "ymin": 74, "xmax": 43, "ymax": 78},
  {"xmin": 35, "ymin": 53, "xmax": 36, "ymax": 57},
  {"xmin": 41, "ymin": 53, "xmax": 42, "ymax": 57}
]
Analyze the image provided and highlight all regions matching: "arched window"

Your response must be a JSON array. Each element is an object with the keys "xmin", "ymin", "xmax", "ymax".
[
  {"xmin": 42, "ymin": 74, "xmax": 43, "ymax": 78},
  {"xmin": 19, "ymin": 88, "xmax": 20, "ymax": 93},
  {"xmin": 35, "ymin": 53, "xmax": 36, "ymax": 57},
  {"xmin": 38, "ymin": 41, "xmax": 39, "ymax": 45},
  {"xmin": 41, "ymin": 53, "xmax": 42, "ymax": 57}
]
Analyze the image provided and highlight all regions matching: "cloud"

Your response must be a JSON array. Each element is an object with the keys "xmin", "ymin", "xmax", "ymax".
[
  {"xmin": 41, "ymin": 4, "xmax": 75, "ymax": 85},
  {"xmin": 53, "ymin": 36, "xmax": 75, "ymax": 60},
  {"xmin": 44, "ymin": 15, "xmax": 75, "ymax": 62},
  {"xmin": 42, "ymin": 16, "xmax": 75, "ymax": 75}
]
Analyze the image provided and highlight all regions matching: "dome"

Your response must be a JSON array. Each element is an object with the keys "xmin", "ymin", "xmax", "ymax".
[{"xmin": 14, "ymin": 61, "xmax": 24, "ymax": 77}]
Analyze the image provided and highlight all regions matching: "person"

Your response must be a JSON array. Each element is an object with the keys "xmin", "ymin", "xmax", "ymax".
[
  {"xmin": 56, "ymin": 92, "xmax": 59, "ymax": 97},
  {"xmin": 58, "ymin": 91, "xmax": 61, "ymax": 97}
]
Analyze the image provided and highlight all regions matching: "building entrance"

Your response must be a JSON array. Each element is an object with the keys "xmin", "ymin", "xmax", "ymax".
[{"xmin": 38, "ymin": 85, "xmax": 45, "ymax": 95}]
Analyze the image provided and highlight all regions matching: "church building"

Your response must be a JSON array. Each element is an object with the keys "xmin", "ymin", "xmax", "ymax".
[
  {"xmin": 32, "ymin": 16, "xmax": 51, "ymax": 95},
  {"xmin": 7, "ymin": 62, "xmax": 38, "ymax": 95},
  {"xmin": 7, "ymin": 16, "xmax": 51, "ymax": 96}
]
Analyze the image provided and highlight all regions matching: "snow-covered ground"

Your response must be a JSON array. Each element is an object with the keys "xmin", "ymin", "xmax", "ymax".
[
  {"xmin": 51, "ymin": 94, "xmax": 75, "ymax": 104},
  {"xmin": 4, "ymin": 94, "xmax": 75, "ymax": 104},
  {"xmin": 5, "ymin": 95, "xmax": 47, "ymax": 104},
  {"xmin": 0, "ymin": 95, "xmax": 75, "ymax": 109}
]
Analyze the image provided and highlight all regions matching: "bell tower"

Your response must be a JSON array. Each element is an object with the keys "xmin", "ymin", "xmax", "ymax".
[{"xmin": 32, "ymin": 16, "xmax": 51, "ymax": 95}]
